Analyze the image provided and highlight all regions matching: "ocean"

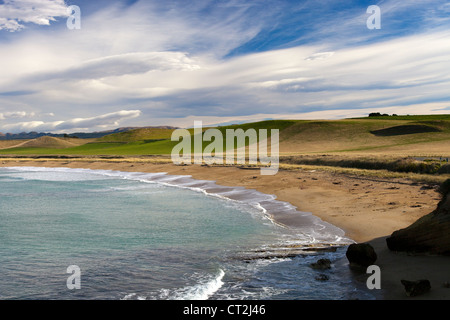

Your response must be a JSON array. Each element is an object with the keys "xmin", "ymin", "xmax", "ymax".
[{"xmin": 0, "ymin": 166, "xmax": 374, "ymax": 300}]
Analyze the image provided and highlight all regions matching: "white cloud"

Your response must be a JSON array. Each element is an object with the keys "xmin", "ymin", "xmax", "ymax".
[
  {"xmin": 1, "ymin": 0, "xmax": 450, "ymax": 132},
  {"xmin": 32, "ymin": 52, "xmax": 201, "ymax": 81},
  {"xmin": 305, "ymin": 52, "xmax": 335, "ymax": 61},
  {"xmin": 3, "ymin": 110, "xmax": 141, "ymax": 132},
  {"xmin": 0, "ymin": 111, "xmax": 35, "ymax": 120},
  {"xmin": 0, "ymin": 0, "xmax": 69, "ymax": 31}
]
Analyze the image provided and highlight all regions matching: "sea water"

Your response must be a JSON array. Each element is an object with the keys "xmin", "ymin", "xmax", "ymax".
[{"xmin": 0, "ymin": 167, "xmax": 373, "ymax": 300}]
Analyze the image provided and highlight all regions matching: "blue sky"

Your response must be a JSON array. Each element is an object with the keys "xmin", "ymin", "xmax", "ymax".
[{"xmin": 0, "ymin": 0, "xmax": 450, "ymax": 132}]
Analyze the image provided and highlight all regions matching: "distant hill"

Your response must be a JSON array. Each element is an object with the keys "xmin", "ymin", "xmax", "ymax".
[
  {"xmin": 18, "ymin": 136, "xmax": 79, "ymax": 149},
  {"xmin": 0, "ymin": 126, "xmax": 178, "ymax": 140}
]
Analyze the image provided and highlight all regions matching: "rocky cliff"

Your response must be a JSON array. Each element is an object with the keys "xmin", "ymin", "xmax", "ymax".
[{"xmin": 386, "ymin": 180, "xmax": 450, "ymax": 255}]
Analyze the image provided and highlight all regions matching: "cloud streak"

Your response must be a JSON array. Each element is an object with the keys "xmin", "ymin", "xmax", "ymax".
[
  {"xmin": 2, "ymin": 109, "xmax": 141, "ymax": 132},
  {"xmin": 0, "ymin": 0, "xmax": 69, "ymax": 31}
]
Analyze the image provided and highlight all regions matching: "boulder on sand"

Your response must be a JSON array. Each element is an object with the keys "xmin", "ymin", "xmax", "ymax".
[{"xmin": 345, "ymin": 243, "xmax": 377, "ymax": 268}]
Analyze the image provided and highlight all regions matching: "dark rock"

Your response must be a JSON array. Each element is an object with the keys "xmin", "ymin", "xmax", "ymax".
[
  {"xmin": 310, "ymin": 258, "xmax": 331, "ymax": 270},
  {"xmin": 315, "ymin": 274, "xmax": 329, "ymax": 281},
  {"xmin": 386, "ymin": 184, "xmax": 450, "ymax": 255},
  {"xmin": 401, "ymin": 279, "xmax": 431, "ymax": 297},
  {"xmin": 345, "ymin": 243, "xmax": 377, "ymax": 268}
]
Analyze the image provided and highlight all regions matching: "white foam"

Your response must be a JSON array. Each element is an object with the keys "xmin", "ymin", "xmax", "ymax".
[
  {"xmin": 121, "ymin": 293, "xmax": 147, "ymax": 300},
  {"xmin": 158, "ymin": 269, "xmax": 225, "ymax": 300}
]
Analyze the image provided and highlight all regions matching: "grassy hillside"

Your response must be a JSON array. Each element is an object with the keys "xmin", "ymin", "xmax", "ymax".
[
  {"xmin": 18, "ymin": 136, "xmax": 80, "ymax": 149},
  {"xmin": 1, "ymin": 117, "xmax": 450, "ymax": 158},
  {"xmin": 97, "ymin": 127, "xmax": 175, "ymax": 142},
  {"xmin": 279, "ymin": 119, "xmax": 450, "ymax": 155}
]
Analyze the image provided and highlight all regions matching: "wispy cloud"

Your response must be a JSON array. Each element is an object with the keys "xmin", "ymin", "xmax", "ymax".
[
  {"xmin": 2, "ymin": 109, "xmax": 141, "ymax": 132},
  {"xmin": 0, "ymin": 0, "xmax": 450, "ymax": 132},
  {"xmin": 0, "ymin": 110, "xmax": 35, "ymax": 120},
  {"xmin": 0, "ymin": 0, "xmax": 69, "ymax": 31}
]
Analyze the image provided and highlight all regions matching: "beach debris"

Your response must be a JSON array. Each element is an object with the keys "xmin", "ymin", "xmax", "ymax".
[
  {"xmin": 309, "ymin": 258, "xmax": 331, "ymax": 270},
  {"xmin": 345, "ymin": 243, "xmax": 377, "ymax": 268},
  {"xmin": 401, "ymin": 279, "xmax": 431, "ymax": 297}
]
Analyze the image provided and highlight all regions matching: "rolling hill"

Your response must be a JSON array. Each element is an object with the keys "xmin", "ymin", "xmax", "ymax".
[{"xmin": 0, "ymin": 117, "xmax": 449, "ymax": 158}]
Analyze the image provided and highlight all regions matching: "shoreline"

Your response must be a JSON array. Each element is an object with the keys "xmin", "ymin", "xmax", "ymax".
[
  {"xmin": 1, "ymin": 157, "xmax": 438, "ymax": 243},
  {"xmin": 1, "ymin": 158, "xmax": 450, "ymax": 300}
]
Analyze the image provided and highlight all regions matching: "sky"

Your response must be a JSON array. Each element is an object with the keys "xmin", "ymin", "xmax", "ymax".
[{"xmin": 0, "ymin": 0, "xmax": 450, "ymax": 133}]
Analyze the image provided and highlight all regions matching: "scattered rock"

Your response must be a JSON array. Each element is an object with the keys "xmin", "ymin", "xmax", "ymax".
[
  {"xmin": 310, "ymin": 258, "xmax": 331, "ymax": 270},
  {"xmin": 315, "ymin": 274, "xmax": 329, "ymax": 281},
  {"xmin": 401, "ymin": 279, "xmax": 431, "ymax": 297},
  {"xmin": 346, "ymin": 243, "xmax": 377, "ymax": 268},
  {"xmin": 443, "ymin": 282, "xmax": 450, "ymax": 288}
]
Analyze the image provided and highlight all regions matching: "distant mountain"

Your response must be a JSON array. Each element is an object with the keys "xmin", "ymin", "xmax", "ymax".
[{"xmin": 0, "ymin": 126, "xmax": 179, "ymax": 140}]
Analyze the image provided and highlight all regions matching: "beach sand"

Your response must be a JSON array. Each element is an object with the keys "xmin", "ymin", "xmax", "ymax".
[{"xmin": 1, "ymin": 158, "xmax": 449, "ymax": 300}]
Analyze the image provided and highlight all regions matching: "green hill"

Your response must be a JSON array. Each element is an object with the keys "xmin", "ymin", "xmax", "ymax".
[
  {"xmin": 1, "ymin": 116, "xmax": 450, "ymax": 157},
  {"xmin": 98, "ymin": 127, "xmax": 175, "ymax": 143}
]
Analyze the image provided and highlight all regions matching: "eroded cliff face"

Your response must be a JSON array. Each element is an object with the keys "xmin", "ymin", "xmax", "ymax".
[{"xmin": 386, "ymin": 187, "xmax": 450, "ymax": 255}]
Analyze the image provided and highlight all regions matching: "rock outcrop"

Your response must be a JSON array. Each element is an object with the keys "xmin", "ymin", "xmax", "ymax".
[{"xmin": 386, "ymin": 181, "xmax": 450, "ymax": 255}]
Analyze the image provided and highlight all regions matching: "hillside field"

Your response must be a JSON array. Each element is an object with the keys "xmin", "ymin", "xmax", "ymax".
[{"xmin": 1, "ymin": 116, "xmax": 449, "ymax": 157}]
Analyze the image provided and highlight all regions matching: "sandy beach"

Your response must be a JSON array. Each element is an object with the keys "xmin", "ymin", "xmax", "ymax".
[{"xmin": 1, "ymin": 157, "xmax": 449, "ymax": 300}]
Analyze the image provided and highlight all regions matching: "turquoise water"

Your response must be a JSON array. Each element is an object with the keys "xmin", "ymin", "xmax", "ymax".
[{"xmin": 0, "ymin": 167, "xmax": 372, "ymax": 300}]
